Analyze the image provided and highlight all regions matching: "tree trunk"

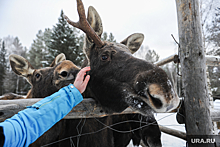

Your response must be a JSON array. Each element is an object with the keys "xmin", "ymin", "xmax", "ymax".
[{"xmin": 175, "ymin": 0, "xmax": 214, "ymax": 146}]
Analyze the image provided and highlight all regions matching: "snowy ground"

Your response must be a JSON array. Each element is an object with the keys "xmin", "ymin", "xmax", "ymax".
[
  {"xmin": 155, "ymin": 113, "xmax": 186, "ymax": 147},
  {"xmin": 128, "ymin": 100, "xmax": 220, "ymax": 147},
  {"xmin": 127, "ymin": 113, "xmax": 186, "ymax": 147}
]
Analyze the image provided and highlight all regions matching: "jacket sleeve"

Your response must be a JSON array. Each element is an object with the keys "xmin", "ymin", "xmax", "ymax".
[
  {"xmin": 0, "ymin": 84, "xmax": 83, "ymax": 147},
  {"xmin": 0, "ymin": 127, "xmax": 4, "ymax": 147}
]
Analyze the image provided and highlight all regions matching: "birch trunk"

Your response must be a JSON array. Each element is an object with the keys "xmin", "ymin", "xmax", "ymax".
[{"xmin": 175, "ymin": 0, "xmax": 213, "ymax": 146}]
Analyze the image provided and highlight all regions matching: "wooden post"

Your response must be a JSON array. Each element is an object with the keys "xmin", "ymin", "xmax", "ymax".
[
  {"xmin": 175, "ymin": 0, "xmax": 214, "ymax": 146},
  {"xmin": 159, "ymin": 125, "xmax": 186, "ymax": 140}
]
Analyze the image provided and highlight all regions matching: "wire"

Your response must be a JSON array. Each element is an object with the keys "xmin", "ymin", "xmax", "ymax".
[
  {"xmin": 41, "ymin": 112, "xmax": 182, "ymax": 147},
  {"xmin": 41, "ymin": 94, "xmax": 185, "ymax": 147}
]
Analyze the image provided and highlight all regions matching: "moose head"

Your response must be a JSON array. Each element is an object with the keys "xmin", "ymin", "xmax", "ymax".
[
  {"xmin": 9, "ymin": 53, "xmax": 80, "ymax": 98},
  {"xmin": 64, "ymin": 0, "xmax": 180, "ymax": 114}
]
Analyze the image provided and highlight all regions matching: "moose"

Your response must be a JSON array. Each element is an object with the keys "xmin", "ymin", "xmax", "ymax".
[
  {"xmin": 64, "ymin": 0, "xmax": 180, "ymax": 114},
  {"xmin": 2, "ymin": 0, "xmax": 180, "ymax": 146},
  {"xmin": 8, "ymin": 53, "xmax": 161, "ymax": 147},
  {"xmin": 9, "ymin": 53, "xmax": 80, "ymax": 99}
]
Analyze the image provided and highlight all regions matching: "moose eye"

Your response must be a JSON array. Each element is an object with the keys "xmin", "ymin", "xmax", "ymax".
[
  {"xmin": 35, "ymin": 73, "xmax": 40, "ymax": 79},
  {"xmin": 60, "ymin": 71, "xmax": 68, "ymax": 77},
  {"xmin": 101, "ymin": 55, "xmax": 108, "ymax": 61}
]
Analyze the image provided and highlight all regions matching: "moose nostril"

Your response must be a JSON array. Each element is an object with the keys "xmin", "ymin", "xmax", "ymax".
[
  {"xmin": 151, "ymin": 97, "xmax": 163, "ymax": 109},
  {"xmin": 60, "ymin": 71, "xmax": 68, "ymax": 77},
  {"xmin": 146, "ymin": 89, "xmax": 163, "ymax": 109}
]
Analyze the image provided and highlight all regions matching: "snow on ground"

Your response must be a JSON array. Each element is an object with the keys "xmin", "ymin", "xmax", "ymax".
[
  {"xmin": 155, "ymin": 113, "xmax": 186, "ymax": 147},
  {"xmin": 214, "ymin": 100, "xmax": 220, "ymax": 110},
  {"xmin": 128, "ymin": 100, "xmax": 220, "ymax": 147},
  {"xmin": 127, "ymin": 113, "xmax": 186, "ymax": 147}
]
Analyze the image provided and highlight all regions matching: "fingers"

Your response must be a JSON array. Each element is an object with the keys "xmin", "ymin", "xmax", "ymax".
[
  {"xmin": 73, "ymin": 66, "xmax": 91, "ymax": 93},
  {"xmin": 80, "ymin": 66, "xmax": 91, "ymax": 73},
  {"xmin": 75, "ymin": 66, "xmax": 91, "ymax": 82},
  {"xmin": 82, "ymin": 75, "xmax": 90, "ymax": 88}
]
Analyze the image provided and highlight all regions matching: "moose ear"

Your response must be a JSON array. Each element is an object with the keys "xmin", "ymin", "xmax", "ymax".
[
  {"xmin": 9, "ymin": 54, "xmax": 35, "ymax": 77},
  {"xmin": 50, "ymin": 53, "xmax": 66, "ymax": 67},
  {"xmin": 83, "ymin": 6, "xmax": 103, "ymax": 65},
  {"xmin": 87, "ymin": 6, "xmax": 103, "ymax": 38},
  {"xmin": 120, "ymin": 33, "xmax": 144, "ymax": 54}
]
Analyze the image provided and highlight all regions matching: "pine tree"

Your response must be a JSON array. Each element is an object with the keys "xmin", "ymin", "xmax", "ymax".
[
  {"xmin": 0, "ymin": 40, "xmax": 7, "ymax": 95},
  {"xmin": 101, "ymin": 32, "xmax": 116, "ymax": 42},
  {"xmin": 101, "ymin": 32, "xmax": 108, "ymax": 41},
  {"xmin": 13, "ymin": 37, "xmax": 29, "ymax": 94},
  {"xmin": 145, "ymin": 49, "xmax": 160, "ymax": 63},
  {"xmin": 47, "ymin": 10, "xmax": 84, "ymax": 66},
  {"xmin": 108, "ymin": 33, "xmax": 116, "ymax": 42},
  {"xmin": 28, "ymin": 29, "xmax": 52, "ymax": 68},
  {"xmin": 13, "ymin": 37, "xmax": 25, "ymax": 56},
  {"xmin": 44, "ymin": 28, "xmax": 54, "ymax": 65},
  {"xmin": 3, "ymin": 37, "xmax": 30, "ymax": 94}
]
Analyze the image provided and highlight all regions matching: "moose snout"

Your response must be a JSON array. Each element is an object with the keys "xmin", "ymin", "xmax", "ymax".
[
  {"xmin": 146, "ymin": 83, "xmax": 180, "ymax": 112},
  {"xmin": 136, "ymin": 83, "xmax": 179, "ymax": 113}
]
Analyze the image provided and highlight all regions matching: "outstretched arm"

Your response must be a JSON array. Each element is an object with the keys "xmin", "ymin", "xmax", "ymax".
[{"xmin": 0, "ymin": 67, "xmax": 90, "ymax": 147}]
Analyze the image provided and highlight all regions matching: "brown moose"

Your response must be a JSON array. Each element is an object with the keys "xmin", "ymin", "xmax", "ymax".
[{"xmin": 64, "ymin": 0, "xmax": 180, "ymax": 114}]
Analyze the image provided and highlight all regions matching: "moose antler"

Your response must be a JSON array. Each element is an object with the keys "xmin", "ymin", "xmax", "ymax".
[{"xmin": 64, "ymin": 0, "xmax": 105, "ymax": 48}]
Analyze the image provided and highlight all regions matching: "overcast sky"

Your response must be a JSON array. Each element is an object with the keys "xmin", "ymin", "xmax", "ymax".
[{"xmin": 0, "ymin": 0, "xmax": 179, "ymax": 59}]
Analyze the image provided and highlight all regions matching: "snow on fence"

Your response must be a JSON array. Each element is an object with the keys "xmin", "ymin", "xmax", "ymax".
[
  {"xmin": 0, "ymin": 98, "xmax": 139, "ymax": 122},
  {"xmin": 1, "ymin": 98, "xmax": 220, "ymax": 122}
]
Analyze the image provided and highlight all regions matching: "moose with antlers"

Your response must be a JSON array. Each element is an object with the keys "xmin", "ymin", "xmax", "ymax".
[
  {"xmin": 63, "ymin": 0, "xmax": 179, "ymax": 114},
  {"xmin": 0, "ymin": 0, "xmax": 179, "ymax": 146}
]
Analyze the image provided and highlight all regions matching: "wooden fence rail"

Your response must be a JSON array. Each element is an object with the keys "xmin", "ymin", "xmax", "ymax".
[
  {"xmin": 0, "ymin": 98, "xmax": 139, "ymax": 122},
  {"xmin": 1, "ymin": 98, "xmax": 220, "ymax": 122},
  {"xmin": 155, "ymin": 54, "xmax": 220, "ymax": 67},
  {"xmin": 159, "ymin": 125, "xmax": 186, "ymax": 141}
]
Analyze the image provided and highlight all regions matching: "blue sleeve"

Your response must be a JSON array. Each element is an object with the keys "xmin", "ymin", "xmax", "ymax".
[{"xmin": 0, "ymin": 84, "xmax": 83, "ymax": 147}]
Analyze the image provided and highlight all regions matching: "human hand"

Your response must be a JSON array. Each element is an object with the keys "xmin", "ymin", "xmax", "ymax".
[{"xmin": 74, "ymin": 66, "xmax": 90, "ymax": 93}]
